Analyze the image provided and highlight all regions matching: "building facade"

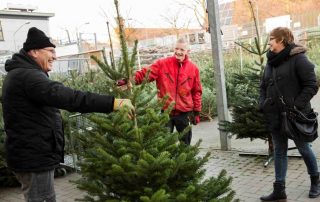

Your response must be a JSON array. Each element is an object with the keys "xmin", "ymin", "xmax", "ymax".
[{"xmin": 0, "ymin": 4, "xmax": 54, "ymax": 53}]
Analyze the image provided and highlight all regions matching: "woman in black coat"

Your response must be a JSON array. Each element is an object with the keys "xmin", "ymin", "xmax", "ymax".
[{"xmin": 259, "ymin": 27, "xmax": 320, "ymax": 201}]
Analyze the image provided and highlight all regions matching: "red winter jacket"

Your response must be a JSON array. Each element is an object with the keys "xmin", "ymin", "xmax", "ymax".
[{"xmin": 135, "ymin": 55, "xmax": 202, "ymax": 113}]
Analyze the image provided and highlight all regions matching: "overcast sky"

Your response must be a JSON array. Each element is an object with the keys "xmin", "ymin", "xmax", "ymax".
[
  {"xmin": 0, "ymin": 0, "xmax": 194, "ymax": 42},
  {"xmin": 0, "ymin": 0, "xmax": 234, "ymax": 42}
]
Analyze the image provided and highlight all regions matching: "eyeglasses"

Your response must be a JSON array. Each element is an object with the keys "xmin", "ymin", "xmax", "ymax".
[{"xmin": 42, "ymin": 48, "xmax": 56, "ymax": 54}]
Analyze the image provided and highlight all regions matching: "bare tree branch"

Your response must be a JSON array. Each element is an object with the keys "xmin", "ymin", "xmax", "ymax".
[
  {"xmin": 176, "ymin": 0, "xmax": 207, "ymax": 29},
  {"xmin": 160, "ymin": 7, "xmax": 193, "ymax": 38}
]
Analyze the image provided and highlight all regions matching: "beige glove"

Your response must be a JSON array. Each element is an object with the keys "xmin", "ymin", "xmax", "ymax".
[{"xmin": 113, "ymin": 98, "xmax": 134, "ymax": 111}]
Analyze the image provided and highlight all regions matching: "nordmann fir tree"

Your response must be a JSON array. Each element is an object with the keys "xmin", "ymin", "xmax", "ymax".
[
  {"xmin": 219, "ymin": 0, "xmax": 269, "ymax": 142},
  {"xmin": 0, "ymin": 76, "xmax": 20, "ymax": 187},
  {"xmin": 74, "ymin": 0, "xmax": 238, "ymax": 201}
]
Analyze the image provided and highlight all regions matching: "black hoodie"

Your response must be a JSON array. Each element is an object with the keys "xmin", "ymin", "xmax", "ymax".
[{"xmin": 2, "ymin": 50, "xmax": 114, "ymax": 172}]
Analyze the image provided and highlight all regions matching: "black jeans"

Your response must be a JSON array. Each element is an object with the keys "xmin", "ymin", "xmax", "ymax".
[{"xmin": 166, "ymin": 112, "xmax": 192, "ymax": 145}]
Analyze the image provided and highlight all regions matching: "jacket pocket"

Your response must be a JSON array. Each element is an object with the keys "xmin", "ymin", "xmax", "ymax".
[
  {"xmin": 38, "ymin": 129, "xmax": 55, "ymax": 153},
  {"xmin": 164, "ymin": 73, "xmax": 174, "ymax": 83},
  {"xmin": 262, "ymin": 98, "xmax": 276, "ymax": 113},
  {"xmin": 180, "ymin": 77, "xmax": 192, "ymax": 86}
]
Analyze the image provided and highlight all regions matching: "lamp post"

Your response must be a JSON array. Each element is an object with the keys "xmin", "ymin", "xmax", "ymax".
[
  {"xmin": 76, "ymin": 22, "xmax": 90, "ymax": 52},
  {"xmin": 14, "ymin": 21, "xmax": 30, "ymax": 51},
  {"xmin": 64, "ymin": 29, "xmax": 71, "ymax": 44},
  {"xmin": 126, "ymin": 18, "xmax": 144, "ymax": 69},
  {"xmin": 59, "ymin": 26, "xmax": 72, "ymax": 44}
]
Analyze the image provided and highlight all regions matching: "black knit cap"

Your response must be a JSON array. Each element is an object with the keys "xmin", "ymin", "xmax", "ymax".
[{"xmin": 23, "ymin": 27, "xmax": 56, "ymax": 51}]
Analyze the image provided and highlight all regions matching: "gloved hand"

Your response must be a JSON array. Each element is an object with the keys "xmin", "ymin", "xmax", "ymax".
[
  {"xmin": 116, "ymin": 78, "xmax": 132, "ymax": 91},
  {"xmin": 116, "ymin": 78, "xmax": 127, "ymax": 86},
  {"xmin": 113, "ymin": 98, "xmax": 134, "ymax": 111},
  {"xmin": 192, "ymin": 111, "xmax": 201, "ymax": 125}
]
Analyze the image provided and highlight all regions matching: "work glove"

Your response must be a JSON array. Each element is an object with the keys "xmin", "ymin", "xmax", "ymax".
[
  {"xmin": 116, "ymin": 78, "xmax": 127, "ymax": 86},
  {"xmin": 192, "ymin": 111, "xmax": 201, "ymax": 125},
  {"xmin": 113, "ymin": 98, "xmax": 134, "ymax": 112},
  {"xmin": 116, "ymin": 78, "xmax": 132, "ymax": 91}
]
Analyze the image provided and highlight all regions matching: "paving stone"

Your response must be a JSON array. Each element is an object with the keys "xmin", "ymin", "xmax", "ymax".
[{"xmin": 1, "ymin": 93, "xmax": 320, "ymax": 201}]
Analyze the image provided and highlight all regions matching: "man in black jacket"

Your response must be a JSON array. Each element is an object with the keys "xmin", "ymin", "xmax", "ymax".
[{"xmin": 2, "ymin": 27, "xmax": 133, "ymax": 202}]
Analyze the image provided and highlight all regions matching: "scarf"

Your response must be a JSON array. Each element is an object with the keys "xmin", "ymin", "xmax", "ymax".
[{"xmin": 267, "ymin": 44, "xmax": 294, "ymax": 67}]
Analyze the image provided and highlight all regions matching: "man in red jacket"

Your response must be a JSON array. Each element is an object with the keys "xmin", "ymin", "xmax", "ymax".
[{"xmin": 119, "ymin": 38, "xmax": 202, "ymax": 145}]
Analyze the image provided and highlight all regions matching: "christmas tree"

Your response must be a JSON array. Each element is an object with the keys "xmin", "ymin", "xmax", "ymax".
[
  {"xmin": 219, "ymin": 0, "xmax": 269, "ymax": 141},
  {"xmin": 0, "ymin": 124, "xmax": 20, "ymax": 187},
  {"xmin": 0, "ymin": 76, "xmax": 20, "ymax": 187},
  {"xmin": 73, "ymin": 0, "xmax": 238, "ymax": 201}
]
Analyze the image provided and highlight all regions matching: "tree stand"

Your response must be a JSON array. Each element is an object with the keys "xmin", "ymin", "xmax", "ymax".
[{"xmin": 239, "ymin": 134, "xmax": 301, "ymax": 167}]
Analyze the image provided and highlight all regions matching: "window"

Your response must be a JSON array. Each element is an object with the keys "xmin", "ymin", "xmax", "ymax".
[
  {"xmin": 0, "ymin": 21, "xmax": 3, "ymax": 41},
  {"xmin": 198, "ymin": 33, "xmax": 205, "ymax": 44},
  {"xmin": 189, "ymin": 34, "xmax": 196, "ymax": 44}
]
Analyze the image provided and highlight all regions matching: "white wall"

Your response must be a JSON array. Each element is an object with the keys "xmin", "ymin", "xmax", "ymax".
[
  {"xmin": 265, "ymin": 15, "xmax": 291, "ymax": 33},
  {"xmin": 55, "ymin": 43, "xmax": 78, "ymax": 57},
  {"xmin": 0, "ymin": 17, "xmax": 51, "ymax": 52}
]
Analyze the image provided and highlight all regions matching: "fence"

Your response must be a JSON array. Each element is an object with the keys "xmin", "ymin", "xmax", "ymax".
[
  {"xmin": 52, "ymin": 57, "xmax": 91, "ymax": 75},
  {"xmin": 64, "ymin": 113, "xmax": 97, "ymax": 171}
]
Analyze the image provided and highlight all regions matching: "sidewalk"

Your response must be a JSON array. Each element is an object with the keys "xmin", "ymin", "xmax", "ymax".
[
  {"xmin": 193, "ymin": 92, "xmax": 320, "ymax": 202},
  {"xmin": 0, "ymin": 173, "xmax": 85, "ymax": 202},
  {"xmin": 1, "ymin": 93, "xmax": 320, "ymax": 202}
]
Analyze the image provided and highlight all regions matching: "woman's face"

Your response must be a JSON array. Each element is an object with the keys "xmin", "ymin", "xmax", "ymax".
[{"xmin": 268, "ymin": 36, "xmax": 285, "ymax": 53}]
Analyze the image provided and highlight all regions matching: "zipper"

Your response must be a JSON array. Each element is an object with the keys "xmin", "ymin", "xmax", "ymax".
[{"xmin": 174, "ymin": 62, "xmax": 182, "ymax": 111}]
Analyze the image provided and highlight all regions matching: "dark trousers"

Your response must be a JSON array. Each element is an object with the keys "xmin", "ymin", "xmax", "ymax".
[
  {"xmin": 14, "ymin": 170, "xmax": 56, "ymax": 202},
  {"xmin": 166, "ymin": 112, "xmax": 192, "ymax": 145}
]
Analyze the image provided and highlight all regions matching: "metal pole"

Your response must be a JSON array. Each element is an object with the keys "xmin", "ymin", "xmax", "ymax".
[
  {"xmin": 13, "ymin": 21, "xmax": 30, "ymax": 51},
  {"xmin": 256, "ymin": 2, "xmax": 261, "ymax": 45},
  {"xmin": 240, "ymin": 45, "xmax": 243, "ymax": 72},
  {"xmin": 137, "ymin": 44, "xmax": 141, "ymax": 70},
  {"xmin": 65, "ymin": 29, "xmax": 71, "ymax": 43},
  {"xmin": 206, "ymin": 0, "xmax": 230, "ymax": 150},
  {"xmin": 76, "ymin": 22, "xmax": 89, "ymax": 53},
  {"xmin": 94, "ymin": 33, "xmax": 98, "ymax": 50},
  {"xmin": 76, "ymin": 27, "xmax": 80, "ymax": 52},
  {"xmin": 79, "ymin": 33, "xmax": 82, "ymax": 52}
]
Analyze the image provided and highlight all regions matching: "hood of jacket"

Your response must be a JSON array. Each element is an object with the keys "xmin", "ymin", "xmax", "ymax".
[
  {"xmin": 290, "ymin": 44, "xmax": 307, "ymax": 56},
  {"xmin": 5, "ymin": 49, "xmax": 43, "ymax": 72}
]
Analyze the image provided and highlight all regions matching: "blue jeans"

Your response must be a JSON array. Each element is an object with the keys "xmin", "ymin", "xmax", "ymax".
[
  {"xmin": 272, "ymin": 130, "xmax": 319, "ymax": 182},
  {"xmin": 14, "ymin": 170, "xmax": 56, "ymax": 202}
]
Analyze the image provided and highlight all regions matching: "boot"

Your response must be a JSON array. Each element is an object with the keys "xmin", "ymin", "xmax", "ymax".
[
  {"xmin": 260, "ymin": 182, "xmax": 287, "ymax": 202},
  {"xmin": 309, "ymin": 174, "xmax": 320, "ymax": 198}
]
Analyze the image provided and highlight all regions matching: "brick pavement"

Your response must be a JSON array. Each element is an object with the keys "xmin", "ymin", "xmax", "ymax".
[
  {"xmin": 0, "ymin": 148, "xmax": 318, "ymax": 202},
  {"xmin": 1, "ymin": 93, "xmax": 320, "ymax": 201},
  {"xmin": 203, "ymin": 150, "xmax": 317, "ymax": 202},
  {"xmin": 0, "ymin": 173, "xmax": 85, "ymax": 202}
]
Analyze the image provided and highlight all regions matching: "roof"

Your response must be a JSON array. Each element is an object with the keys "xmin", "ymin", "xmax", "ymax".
[
  {"xmin": 57, "ymin": 49, "xmax": 104, "ymax": 58},
  {"xmin": 0, "ymin": 10, "xmax": 54, "ymax": 18},
  {"xmin": 123, "ymin": 28, "xmax": 203, "ymax": 41}
]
